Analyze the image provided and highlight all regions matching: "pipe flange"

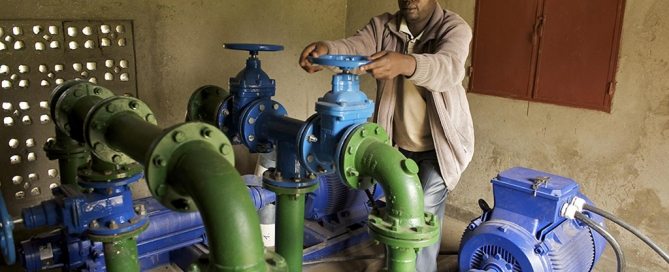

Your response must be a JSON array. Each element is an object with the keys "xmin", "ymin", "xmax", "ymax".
[
  {"xmin": 88, "ymin": 218, "xmax": 149, "ymax": 242},
  {"xmin": 217, "ymin": 96, "xmax": 235, "ymax": 141},
  {"xmin": 53, "ymin": 81, "xmax": 114, "ymax": 137},
  {"xmin": 239, "ymin": 99, "xmax": 286, "ymax": 153},
  {"xmin": 186, "ymin": 85, "xmax": 229, "ymax": 124},
  {"xmin": 0, "ymin": 194, "xmax": 15, "ymax": 265},
  {"xmin": 367, "ymin": 212, "xmax": 440, "ymax": 249},
  {"xmin": 336, "ymin": 123, "xmax": 390, "ymax": 190},
  {"xmin": 262, "ymin": 169, "xmax": 319, "ymax": 195},
  {"xmin": 84, "ymin": 96, "xmax": 157, "ymax": 165},
  {"xmin": 77, "ymin": 163, "xmax": 143, "ymax": 182},
  {"xmin": 79, "ymin": 169, "xmax": 144, "ymax": 187},
  {"xmin": 298, "ymin": 114, "xmax": 334, "ymax": 173},
  {"xmin": 146, "ymin": 122, "xmax": 234, "ymax": 211}
]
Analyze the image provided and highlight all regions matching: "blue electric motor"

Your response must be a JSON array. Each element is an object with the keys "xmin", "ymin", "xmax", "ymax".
[{"xmin": 459, "ymin": 167, "xmax": 606, "ymax": 272}]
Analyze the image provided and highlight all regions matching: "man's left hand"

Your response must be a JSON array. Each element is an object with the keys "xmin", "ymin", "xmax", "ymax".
[{"xmin": 360, "ymin": 51, "xmax": 416, "ymax": 80}]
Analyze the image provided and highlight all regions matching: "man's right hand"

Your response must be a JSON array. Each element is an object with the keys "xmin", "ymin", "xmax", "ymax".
[{"xmin": 299, "ymin": 41, "xmax": 329, "ymax": 73}]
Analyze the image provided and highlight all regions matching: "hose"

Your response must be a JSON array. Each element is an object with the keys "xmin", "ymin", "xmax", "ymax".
[
  {"xmin": 574, "ymin": 212, "xmax": 625, "ymax": 272},
  {"xmin": 584, "ymin": 203, "xmax": 669, "ymax": 264}
]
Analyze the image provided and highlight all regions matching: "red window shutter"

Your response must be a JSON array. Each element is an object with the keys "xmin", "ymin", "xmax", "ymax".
[
  {"xmin": 532, "ymin": 0, "xmax": 625, "ymax": 111},
  {"xmin": 470, "ymin": 0, "xmax": 541, "ymax": 99}
]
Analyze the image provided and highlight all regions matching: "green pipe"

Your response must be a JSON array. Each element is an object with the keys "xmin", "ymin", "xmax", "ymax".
[
  {"xmin": 47, "ymin": 129, "xmax": 89, "ymax": 185},
  {"xmin": 385, "ymin": 246, "xmax": 417, "ymax": 272},
  {"xmin": 275, "ymin": 194, "xmax": 306, "ymax": 272},
  {"xmin": 170, "ymin": 142, "xmax": 266, "ymax": 271},
  {"xmin": 105, "ymin": 112, "xmax": 163, "ymax": 162},
  {"xmin": 103, "ymin": 237, "xmax": 140, "ymax": 272},
  {"xmin": 340, "ymin": 124, "xmax": 439, "ymax": 272},
  {"xmin": 356, "ymin": 140, "xmax": 425, "ymax": 226}
]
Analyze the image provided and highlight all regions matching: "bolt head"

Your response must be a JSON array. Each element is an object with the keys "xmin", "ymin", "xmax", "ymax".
[
  {"xmin": 105, "ymin": 103, "xmax": 117, "ymax": 113},
  {"xmin": 173, "ymin": 131, "xmax": 186, "ymax": 143},
  {"xmin": 112, "ymin": 155, "xmax": 122, "ymax": 163},
  {"xmin": 220, "ymin": 144, "xmax": 232, "ymax": 155},
  {"xmin": 153, "ymin": 156, "xmax": 166, "ymax": 167}
]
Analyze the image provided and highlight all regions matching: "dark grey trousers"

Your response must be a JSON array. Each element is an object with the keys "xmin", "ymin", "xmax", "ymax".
[{"xmin": 400, "ymin": 149, "xmax": 448, "ymax": 272}]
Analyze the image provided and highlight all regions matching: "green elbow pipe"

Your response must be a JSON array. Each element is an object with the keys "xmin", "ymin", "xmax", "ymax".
[
  {"xmin": 338, "ymin": 123, "xmax": 439, "ymax": 271},
  {"xmin": 170, "ymin": 142, "xmax": 267, "ymax": 271}
]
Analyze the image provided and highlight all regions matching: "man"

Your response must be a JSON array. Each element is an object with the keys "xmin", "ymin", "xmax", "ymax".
[{"xmin": 299, "ymin": 0, "xmax": 474, "ymax": 271}]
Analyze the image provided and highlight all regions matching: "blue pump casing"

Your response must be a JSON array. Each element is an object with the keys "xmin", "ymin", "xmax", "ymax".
[{"xmin": 459, "ymin": 167, "xmax": 606, "ymax": 272}]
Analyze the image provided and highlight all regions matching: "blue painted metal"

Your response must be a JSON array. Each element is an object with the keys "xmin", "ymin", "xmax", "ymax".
[
  {"xmin": 0, "ymin": 194, "xmax": 16, "ymax": 265},
  {"xmin": 21, "ymin": 173, "xmax": 146, "ymax": 236},
  {"xmin": 305, "ymin": 174, "xmax": 382, "ymax": 228},
  {"xmin": 300, "ymin": 55, "xmax": 374, "ymax": 173},
  {"xmin": 218, "ymin": 43, "xmax": 283, "ymax": 145},
  {"xmin": 459, "ymin": 167, "xmax": 607, "ymax": 272},
  {"xmin": 19, "ymin": 197, "xmax": 206, "ymax": 272}
]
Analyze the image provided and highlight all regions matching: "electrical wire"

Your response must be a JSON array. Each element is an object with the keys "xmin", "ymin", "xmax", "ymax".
[
  {"xmin": 584, "ymin": 203, "xmax": 669, "ymax": 264},
  {"xmin": 575, "ymin": 212, "xmax": 625, "ymax": 272}
]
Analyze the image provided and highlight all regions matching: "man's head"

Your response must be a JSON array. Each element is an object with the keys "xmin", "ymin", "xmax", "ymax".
[{"xmin": 398, "ymin": 0, "xmax": 437, "ymax": 24}]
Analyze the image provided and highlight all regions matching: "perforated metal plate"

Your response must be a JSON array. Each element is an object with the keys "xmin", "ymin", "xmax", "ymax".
[{"xmin": 0, "ymin": 20, "xmax": 138, "ymax": 215}]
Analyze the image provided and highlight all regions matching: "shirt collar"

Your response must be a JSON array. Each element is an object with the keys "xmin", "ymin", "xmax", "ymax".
[{"xmin": 399, "ymin": 18, "xmax": 424, "ymax": 41}]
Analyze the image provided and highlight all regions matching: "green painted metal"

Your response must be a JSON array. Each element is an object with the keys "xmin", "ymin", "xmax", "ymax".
[
  {"xmin": 86, "ymin": 96, "xmax": 157, "ymax": 165},
  {"xmin": 52, "ymin": 81, "xmax": 114, "ymax": 141},
  {"xmin": 186, "ymin": 85, "xmax": 230, "ymax": 124},
  {"xmin": 169, "ymin": 141, "xmax": 269, "ymax": 271},
  {"xmin": 51, "ymin": 84, "xmax": 285, "ymax": 271},
  {"xmin": 262, "ymin": 169, "xmax": 318, "ymax": 272},
  {"xmin": 385, "ymin": 246, "xmax": 417, "ymax": 272},
  {"xmin": 276, "ymin": 194, "xmax": 305, "ymax": 272},
  {"xmin": 43, "ymin": 129, "xmax": 89, "ymax": 185},
  {"xmin": 338, "ymin": 123, "xmax": 439, "ymax": 271},
  {"xmin": 102, "ymin": 237, "xmax": 141, "ymax": 272}
]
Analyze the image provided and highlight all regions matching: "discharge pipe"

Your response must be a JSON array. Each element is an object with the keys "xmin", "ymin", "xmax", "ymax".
[
  {"xmin": 337, "ymin": 123, "xmax": 439, "ymax": 271},
  {"xmin": 50, "ymin": 81, "xmax": 286, "ymax": 271}
]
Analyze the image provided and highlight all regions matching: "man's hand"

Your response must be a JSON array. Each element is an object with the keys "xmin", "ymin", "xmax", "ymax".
[
  {"xmin": 360, "ymin": 51, "xmax": 417, "ymax": 80},
  {"xmin": 299, "ymin": 42, "xmax": 329, "ymax": 73}
]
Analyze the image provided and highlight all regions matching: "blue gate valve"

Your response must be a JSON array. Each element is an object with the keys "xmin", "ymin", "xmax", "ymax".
[
  {"xmin": 299, "ymin": 55, "xmax": 375, "ymax": 173},
  {"xmin": 216, "ymin": 43, "xmax": 284, "ymax": 144}
]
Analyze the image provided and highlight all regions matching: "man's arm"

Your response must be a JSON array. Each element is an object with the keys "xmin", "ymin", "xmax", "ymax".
[
  {"xmin": 300, "ymin": 17, "xmax": 382, "ymax": 72},
  {"xmin": 408, "ymin": 22, "xmax": 473, "ymax": 92}
]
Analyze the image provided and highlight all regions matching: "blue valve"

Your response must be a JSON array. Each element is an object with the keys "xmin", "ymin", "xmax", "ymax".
[
  {"xmin": 308, "ymin": 55, "xmax": 370, "ymax": 72},
  {"xmin": 0, "ymin": 194, "xmax": 16, "ymax": 265},
  {"xmin": 224, "ymin": 43, "xmax": 284, "ymax": 56}
]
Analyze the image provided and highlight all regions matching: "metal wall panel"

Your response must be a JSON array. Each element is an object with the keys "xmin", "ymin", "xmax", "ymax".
[{"xmin": 0, "ymin": 20, "xmax": 137, "ymax": 215}]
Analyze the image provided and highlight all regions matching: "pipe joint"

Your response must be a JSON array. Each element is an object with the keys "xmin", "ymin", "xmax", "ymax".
[
  {"xmin": 51, "ymin": 80, "xmax": 114, "ymax": 140},
  {"xmin": 84, "ymin": 96, "xmax": 157, "ymax": 165},
  {"xmin": 144, "ymin": 122, "xmax": 235, "ymax": 211}
]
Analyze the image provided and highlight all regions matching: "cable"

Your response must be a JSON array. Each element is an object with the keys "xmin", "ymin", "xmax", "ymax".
[
  {"xmin": 302, "ymin": 254, "xmax": 385, "ymax": 265},
  {"xmin": 575, "ymin": 212, "xmax": 625, "ymax": 272},
  {"xmin": 584, "ymin": 204, "xmax": 669, "ymax": 264}
]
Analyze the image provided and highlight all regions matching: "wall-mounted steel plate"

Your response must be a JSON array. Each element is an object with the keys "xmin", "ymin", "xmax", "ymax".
[{"xmin": 0, "ymin": 20, "xmax": 138, "ymax": 215}]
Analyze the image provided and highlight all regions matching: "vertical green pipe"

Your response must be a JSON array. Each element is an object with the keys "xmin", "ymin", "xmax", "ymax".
[
  {"xmin": 385, "ymin": 246, "xmax": 417, "ymax": 272},
  {"xmin": 103, "ymin": 237, "xmax": 140, "ymax": 272},
  {"xmin": 171, "ymin": 142, "xmax": 267, "ymax": 271},
  {"xmin": 53, "ymin": 130, "xmax": 88, "ymax": 185},
  {"xmin": 275, "ymin": 194, "xmax": 305, "ymax": 272}
]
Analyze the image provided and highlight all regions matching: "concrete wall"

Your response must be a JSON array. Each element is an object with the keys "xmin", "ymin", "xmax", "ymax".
[
  {"xmin": 346, "ymin": 0, "xmax": 669, "ymax": 271},
  {"xmin": 0, "ymin": 0, "xmax": 345, "ymax": 176}
]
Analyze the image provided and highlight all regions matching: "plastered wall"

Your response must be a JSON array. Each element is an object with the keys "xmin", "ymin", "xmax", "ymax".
[
  {"xmin": 345, "ymin": 0, "xmax": 669, "ymax": 270},
  {"xmin": 0, "ymin": 0, "xmax": 345, "ymax": 178}
]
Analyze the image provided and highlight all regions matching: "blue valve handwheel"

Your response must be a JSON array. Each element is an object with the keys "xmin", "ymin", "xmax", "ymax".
[
  {"xmin": 0, "ymin": 194, "xmax": 15, "ymax": 265},
  {"xmin": 308, "ymin": 55, "xmax": 370, "ymax": 70},
  {"xmin": 224, "ymin": 43, "xmax": 284, "ymax": 52}
]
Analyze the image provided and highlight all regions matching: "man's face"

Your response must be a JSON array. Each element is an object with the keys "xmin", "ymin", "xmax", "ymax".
[{"xmin": 398, "ymin": 0, "xmax": 436, "ymax": 23}]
